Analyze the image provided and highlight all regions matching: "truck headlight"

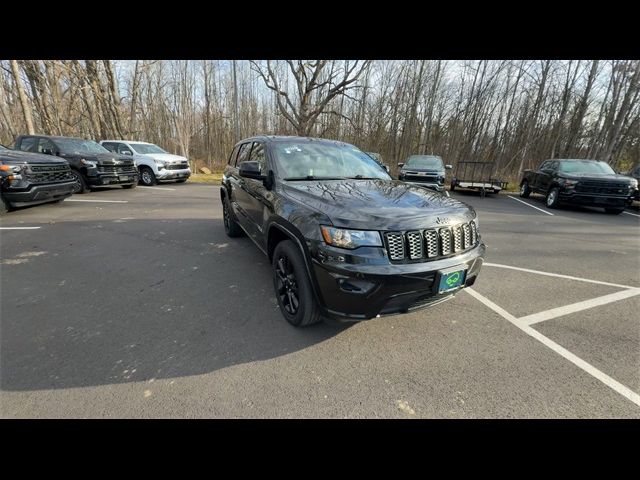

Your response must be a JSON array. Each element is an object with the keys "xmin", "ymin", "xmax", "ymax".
[
  {"xmin": 630, "ymin": 179, "xmax": 638, "ymax": 189},
  {"xmin": 81, "ymin": 159, "xmax": 97, "ymax": 167},
  {"xmin": 155, "ymin": 160, "xmax": 166, "ymax": 169},
  {"xmin": 320, "ymin": 226, "xmax": 382, "ymax": 249}
]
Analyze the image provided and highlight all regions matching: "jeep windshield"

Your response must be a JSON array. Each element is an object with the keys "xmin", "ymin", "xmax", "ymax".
[
  {"xmin": 404, "ymin": 155, "xmax": 444, "ymax": 169},
  {"xmin": 273, "ymin": 142, "xmax": 391, "ymax": 181},
  {"xmin": 56, "ymin": 138, "xmax": 110, "ymax": 155},
  {"xmin": 558, "ymin": 160, "xmax": 616, "ymax": 175},
  {"xmin": 129, "ymin": 143, "xmax": 167, "ymax": 155}
]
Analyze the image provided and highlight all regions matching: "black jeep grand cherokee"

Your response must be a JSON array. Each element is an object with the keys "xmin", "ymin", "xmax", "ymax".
[
  {"xmin": 15, "ymin": 135, "xmax": 138, "ymax": 194},
  {"xmin": 221, "ymin": 136, "xmax": 485, "ymax": 327}
]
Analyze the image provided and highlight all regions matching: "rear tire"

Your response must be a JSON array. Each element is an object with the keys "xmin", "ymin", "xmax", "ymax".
[
  {"xmin": 222, "ymin": 195, "xmax": 244, "ymax": 237},
  {"xmin": 70, "ymin": 170, "xmax": 89, "ymax": 194},
  {"xmin": 605, "ymin": 207, "xmax": 624, "ymax": 215},
  {"xmin": 519, "ymin": 181, "xmax": 531, "ymax": 198},
  {"xmin": 272, "ymin": 240, "xmax": 323, "ymax": 327},
  {"xmin": 546, "ymin": 187, "xmax": 560, "ymax": 209},
  {"xmin": 139, "ymin": 166, "xmax": 156, "ymax": 186},
  {"xmin": 449, "ymin": 181, "xmax": 456, "ymax": 191}
]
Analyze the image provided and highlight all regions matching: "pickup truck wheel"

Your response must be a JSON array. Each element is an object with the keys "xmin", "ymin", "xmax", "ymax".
[
  {"xmin": 0, "ymin": 195, "xmax": 10, "ymax": 214},
  {"xmin": 605, "ymin": 207, "xmax": 625, "ymax": 215},
  {"xmin": 139, "ymin": 167, "xmax": 156, "ymax": 186},
  {"xmin": 519, "ymin": 181, "xmax": 531, "ymax": 198},
  {"xmin": 272, "ymin": 240, "xmax": 322, "ymax": 327},
  {"xmin": 222, "ymin": 195, "xmax": 244, "ymax": 237},
  {"xmin": 546, "ymin": 187, "xmax": 560, "ymax": 208},
  {"xmin": 70, "ymin": 170, "xmax": 89, "ymax": 194},
  {"xmin": 449, "ymin": 181, "xmax": 456, "ymax": 191}
]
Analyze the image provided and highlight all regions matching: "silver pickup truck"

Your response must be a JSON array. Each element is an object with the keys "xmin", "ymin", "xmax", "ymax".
[{"xmin": 100, "ymin": 140, "xmax": 191, "ymax": 186}]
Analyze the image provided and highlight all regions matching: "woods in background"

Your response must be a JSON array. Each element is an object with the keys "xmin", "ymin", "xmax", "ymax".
[{"xmin": 1, "ymin": 59, "xmax": 639, "ymax": 178}]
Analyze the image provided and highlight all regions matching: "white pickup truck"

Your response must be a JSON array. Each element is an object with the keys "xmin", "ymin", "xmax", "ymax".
[{"xmin": 100, "ymin": 140, "xmax": 191, "ymax": 186}]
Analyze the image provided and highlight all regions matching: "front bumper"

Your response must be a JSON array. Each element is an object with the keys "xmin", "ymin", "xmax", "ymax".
[
  {"xmin": 157, "ymin": 168, "xmax": 191, "ymax": 181},
  {"xmin": 88, "ymin": 171, "xmax": 138, "ymax": 186},
  {"xmin": 3, "ymin": 180, "xmax": 75, "ymax": 207},
  {"xmin": 311, "ymin": 243, "xmax": 485, "ymax": 321},
  {"xmin": 401, "ymin": 181, "xmax": 445, "ymax": 192},
  {"xmin": 558, "ymin": 191, "xmax": 633, "ymax": 207}
]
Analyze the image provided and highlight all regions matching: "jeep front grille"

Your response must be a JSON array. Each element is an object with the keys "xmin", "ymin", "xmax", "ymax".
[
  {"xmin": 385, "ymin": 232, "xmax": 405, "ymax": 260},
  {"xmin": 424, "ymin": 230, "xmax": 439, "ymax": 258},
  {"xmin": 384, "ymin": 220, "xmax": 479, "ymax": 263},
  {"xmin": 406, "ymin": 231, "xmax": 424, "ymax": 259}
]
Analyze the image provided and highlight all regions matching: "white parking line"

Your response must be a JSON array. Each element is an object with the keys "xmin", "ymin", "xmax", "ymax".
[
  {"xmin": 520, "ymin": 288, "xmax": 640, "ymax": 326},
  {"xmin": 484, "ymin": 262, "xmax": 636, "ymax": 290},
  {"xmin": 623, "ymin": 211, "xmax": 640, "ymax": 218},
  {"xmin": 507, "ymin": 195, "xmax": 554, "ymax": 215},
  {"xmin": 65, "ymin": 199, "xmax": 128, "ymax": 203},
  {"xmin": 464, "ymin": 287, "xmax": 640, "ymax": 408},
  {"xmin": 137, "ymin": 186, "xmax": 176, "ymax": 191},
  {"xmin": 0, "ymin": 226, "xmax": 42, "ymax": 230}
]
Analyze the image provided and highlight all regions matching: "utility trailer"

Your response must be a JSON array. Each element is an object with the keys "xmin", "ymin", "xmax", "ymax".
[{"xmin": 450, "ymin": 161, "xmax": 508, "ymax": 197}]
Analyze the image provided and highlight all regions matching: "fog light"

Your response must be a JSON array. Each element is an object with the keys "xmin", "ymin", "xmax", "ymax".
[{"xmin": 337, "ymin": 278, "xmax": 376, "ymax": 294}]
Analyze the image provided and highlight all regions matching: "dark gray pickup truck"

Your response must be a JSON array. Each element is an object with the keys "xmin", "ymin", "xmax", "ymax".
[
  {"xmin": 1, "ymin": 144, "xmax": 75, "ymax": 214},
  {"xmin": 520, "ymin": 159, "xmax": 638, "ymax": 214}
]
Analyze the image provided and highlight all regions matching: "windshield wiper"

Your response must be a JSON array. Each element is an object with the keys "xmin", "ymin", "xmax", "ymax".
[
  {"xmin": 344, "ymin": 175, "xmax": 380, "ymax": 180},
  {"xmin": 283, "ymin": 176, "xmax": 344, "ymax": 181}
]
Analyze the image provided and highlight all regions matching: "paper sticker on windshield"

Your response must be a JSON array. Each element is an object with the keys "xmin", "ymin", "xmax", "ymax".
[{"xmin": 283, "ymin": 146, "xmax": 303, "ymax": 154}]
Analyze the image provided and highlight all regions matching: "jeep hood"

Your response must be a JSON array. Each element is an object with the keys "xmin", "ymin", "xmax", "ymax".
[{"xmin": 281, "ymin": 179, "xmax": 475, "ymax": 230}]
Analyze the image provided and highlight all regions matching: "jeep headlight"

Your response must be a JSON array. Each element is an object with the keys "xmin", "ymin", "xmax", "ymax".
[{"xmin": 320, "ymin": 226, "xmax": 382, "ymax": 249}]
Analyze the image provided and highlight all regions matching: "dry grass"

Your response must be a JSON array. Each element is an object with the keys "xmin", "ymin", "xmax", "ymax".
[{"xmin": 187, "ymin": 173, "xmax": 223, "ymax": 184}]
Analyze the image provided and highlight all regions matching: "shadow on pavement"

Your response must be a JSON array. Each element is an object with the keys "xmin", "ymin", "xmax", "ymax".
[{"xmin": 1, "ymin": 217, "xmax": 351, "ymax": 391}]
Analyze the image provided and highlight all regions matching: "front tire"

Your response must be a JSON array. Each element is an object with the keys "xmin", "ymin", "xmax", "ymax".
[
  {"xmin": 546, "ymin": 187, "xmax": 560, "ymax": 209},
  {"xmin": 139, "ymin": 166, "xmax": 156, "ymax": 186},
  {"xmin": 520, "ymin": 181, "xmax": 531, "ymax": 198},
  {"xmin": 70, "ymin": 170, "xmax": 89, "ymax": 194},
  {"xmin": 222, "ymin": 195, "xmax": 244, "ymax": 237},
  {"xmin": 272, "ymin": 240, "xmax": 322, "ymax": 327},
  {"xmin": 0, "ymin": 194, "xmax": 10, "ymax": 215},
  {"xmin": 605, "ymin": 207, "xmax": 624, "ymax": 215}
]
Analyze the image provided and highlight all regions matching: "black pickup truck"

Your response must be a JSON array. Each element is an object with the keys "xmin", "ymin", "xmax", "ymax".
[
  {"xmin": 221, "ymin": 136, "xmax": 484, "ymax": 327},
  {"xmin": 1, "ymin": 144, "xmax": 75, "ymax": 214},
  {"xmin": 14, "ymin": 135, "xmax": 138, "ymax": 194},
  {"xmin": 520, "ymin": 159, "xmax": 638, "ymax": 214}
]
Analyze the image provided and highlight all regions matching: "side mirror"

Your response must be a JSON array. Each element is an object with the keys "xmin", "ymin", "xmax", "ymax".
[
  {"xmin": 397, "ymin": 162, "xmax": 404, "ymax": 167},
  {"xmin": 445, "ymin": 164, "xmax": 453, "ymax": 170},
  {"xmin": 41, "ymin": 148, "xmax": 53, "ymax": 155},
  {"xmin": 121, "ymin": 150, "xmax": 132, "ymax": 156},
  {"xmin": 239, "ymin": 161, "xmax": 266, "ymax": 180},
  {"xmin": 383, "ymin": 164, "xmax": 390, "ymax": 172}
]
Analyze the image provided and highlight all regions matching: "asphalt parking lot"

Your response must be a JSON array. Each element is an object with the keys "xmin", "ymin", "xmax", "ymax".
[{"xmin": 1, "ymin": 184, "xmax": 639, "ymax": 418}]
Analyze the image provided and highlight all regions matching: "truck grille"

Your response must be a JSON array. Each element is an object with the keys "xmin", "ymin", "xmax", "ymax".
[
  {"xmin": 575, "ymin": 181, "xmax": 630, "ymax": 195},
  {"xmin": 26, "ymin": 164, "xmax": 74, "ymax": 184},
  {"xmin": 384, "ymin": 220, "xmax": 479, "ymax": 263},
  {"xmin": 404, "ymin": 174, "xmax": 439, "ymax": 183},
  {"xmin": 165, "ymin": 162, "xmax": 189, "ymax": 170},
  {"xmin": 97, "ymin": 164, "xmax": 137, "ymax": 174}
]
